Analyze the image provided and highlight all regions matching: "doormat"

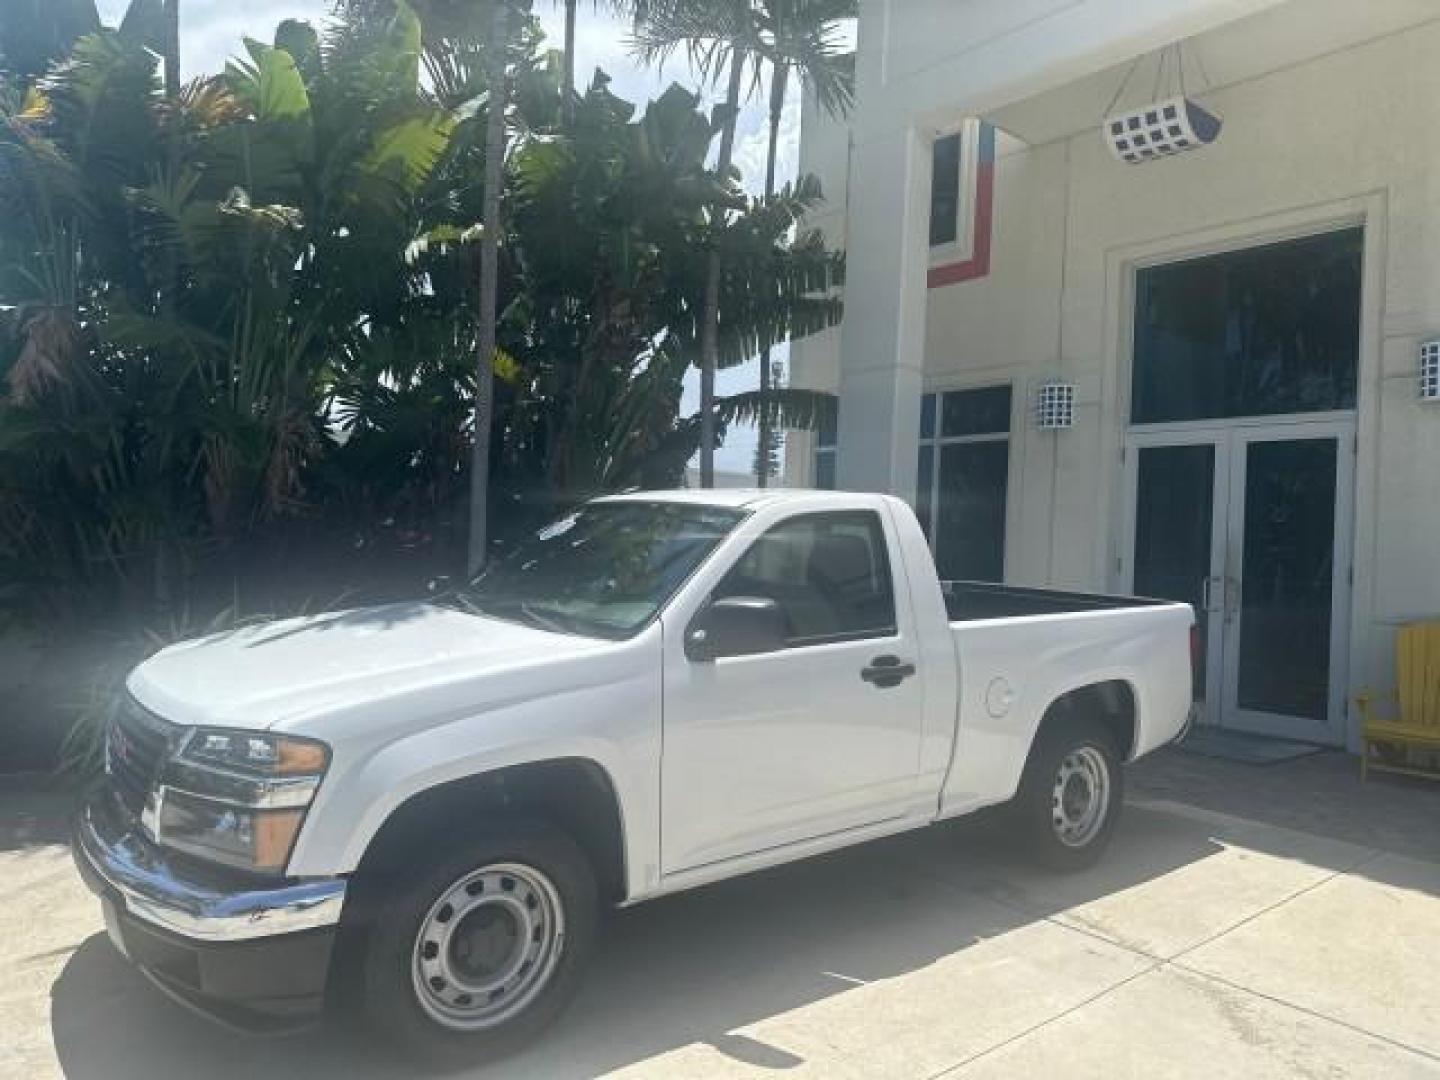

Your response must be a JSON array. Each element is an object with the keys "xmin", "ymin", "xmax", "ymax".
[{"xmin": 1177, "ymin": 728, "xmax": 1325, "ymax": 766}]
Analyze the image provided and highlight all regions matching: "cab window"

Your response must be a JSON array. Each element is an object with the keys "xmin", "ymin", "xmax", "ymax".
[{"xmin": 714, "ymin": 511, "xmax": 897, "ymax": 646}]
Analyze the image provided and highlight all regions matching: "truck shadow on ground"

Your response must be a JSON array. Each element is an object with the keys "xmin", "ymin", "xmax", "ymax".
[{"xmin": 49, "ymin": 804, "xmax": 1243, "ymax": 1080}]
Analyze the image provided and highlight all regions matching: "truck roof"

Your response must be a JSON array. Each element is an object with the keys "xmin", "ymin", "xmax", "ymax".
[{"xmin": 595, "ymin": 488, "xmax": 876, "ymax": 511}]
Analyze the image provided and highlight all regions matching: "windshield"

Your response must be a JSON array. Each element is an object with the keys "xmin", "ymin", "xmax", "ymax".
[{"xmin": 450, "ymin": 502, "xmax": 745, "ymax": 640}]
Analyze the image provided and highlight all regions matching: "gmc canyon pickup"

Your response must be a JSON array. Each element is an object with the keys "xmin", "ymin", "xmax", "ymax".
[{"xmin": 75, "ymin": 489, "xmax": 1194, "ymax": 1064}]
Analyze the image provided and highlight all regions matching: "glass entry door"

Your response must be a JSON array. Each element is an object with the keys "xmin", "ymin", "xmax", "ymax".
[
  {"xmin": 1124, "ymin": 420, "xmax": 1353, "ymax": 744},
  {"xmin": 1221, "ymin": 426, "xmax": 1353, "ymax": 741},
  {"xmin": 1131, "ymin": 440, "xmax": 1223, "ymax": 708}
]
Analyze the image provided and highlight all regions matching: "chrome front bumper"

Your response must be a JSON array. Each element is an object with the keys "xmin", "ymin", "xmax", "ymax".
[{"xmin": 74, "ymin": 796, "xmax": 346, "ymax": 943}]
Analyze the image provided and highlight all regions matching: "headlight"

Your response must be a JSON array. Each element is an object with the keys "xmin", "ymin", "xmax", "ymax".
[
  {"xmin": 152, "ymin": 730, "xmax": 330, "ymax": 874},
  {"xmin": 155, "ymin": 793, "xmax": 306, "ymax": 873},
  {"xmin": 183, "ymin": 729, "xmax": 329, "ymax": 776}
]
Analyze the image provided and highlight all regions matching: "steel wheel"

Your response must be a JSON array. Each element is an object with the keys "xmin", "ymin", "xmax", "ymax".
[
  {"xmin": 411, "ymin": 862, "xmax": 567, "ymax": 1031},
  {"xmin": 1050, "ymin": 745, "xmax": 1111, "ymax": 848}
]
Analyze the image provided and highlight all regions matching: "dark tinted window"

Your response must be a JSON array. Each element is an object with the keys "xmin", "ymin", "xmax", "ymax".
[
  {"xmin": 1236, "ymin": 438, "xmax": 1339, "ymax": 722},
  {"xmin": 1131, "ymin": 229, "xmax": 1362, "ymax": 424},
  {"xmin": 918, "ymin": 386, "xmax": 1011, "ymax": 582},
  {"xmin": 941, "ymin": 385, "xmax": 1012, "ymax": 437},
  {"xmin": 715, "ymin": 512, "xmax": 896, "ymax": 646},
  {"xmin": 934, "ymin": 441, "xmax": 1008, "ymax": 581},
  {"xmin": 1133, "ymin": 444, "xmax": 1215, "ymax": 695},
  {"xmin": 915, "ymin": 443, "xmax": 934, "ymax": 538},
  {"xmin": 816, "ymin": 408, "xmax": 837, "ymax": 450},
  {"xmin": 813, "ymin": 409, "xmax": 838, "ymax": 489},
  {"xmin": 929, "ymin": 133, "xmax": 961, "ymax": 247},
  {"xmin": 814, "ymin": 452, "xmax": 836, "ymax": 490}
]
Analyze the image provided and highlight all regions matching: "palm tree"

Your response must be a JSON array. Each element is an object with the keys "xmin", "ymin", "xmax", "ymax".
[
  {"xmin": 161, "ymin": 0, "xmax": 179, "ymax": 97},
  {"xmin": 561, "ymin": 0, "xmax": 577, "ymax": 119},
  {"xmin": 496, "ymin": 80, "xmax": 840, "ymax": 498},
  {"xmin": 632, "ymin": 0, "xmax": 755, "ymax": 487},
  {"xmin": 751, "ymin": 0, "xmax": 853, "ymax": 485},
  {"xmin": 0, "ymin": 0, "xmax": 100, "ymax": 89},
  {"xmin": 469, "ymin": 0, "xmax": 514, "ymax": 573},
  {"xmin": 554, "ymin": 2, "xmax": 649, "ymax": 125},
  {"xmin": 1, "ymin": 7, "xmax": 466, "ymax": 615}
]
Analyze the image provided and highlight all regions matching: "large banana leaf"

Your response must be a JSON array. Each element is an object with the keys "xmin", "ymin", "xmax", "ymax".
[
  {"xmin": 360, "ymin": 113, "xmax": 457, "ymax": 194},
  {"xmin": 226, "ymin": 39, "xmax": 312, "ymax": 123}
]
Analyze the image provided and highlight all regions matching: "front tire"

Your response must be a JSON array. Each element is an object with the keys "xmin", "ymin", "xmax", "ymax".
[
  {"xmin": 1016, "ymin": 717, "xmax": 1123, "ymax": 871},
  {"xmin": 359, "ymin": 820, "xmax": 599, "ymax": 1070}
]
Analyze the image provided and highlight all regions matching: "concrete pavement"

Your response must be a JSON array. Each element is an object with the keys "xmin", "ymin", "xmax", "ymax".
[{"xmin": 4, "ymin": 755, "xmax": 1439, "ymax": 1079}]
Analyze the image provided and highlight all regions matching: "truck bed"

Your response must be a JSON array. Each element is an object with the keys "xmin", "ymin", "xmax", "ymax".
[{"xmin": 942, "ymin": 581, "xmax": 1170, "ymax": 623}]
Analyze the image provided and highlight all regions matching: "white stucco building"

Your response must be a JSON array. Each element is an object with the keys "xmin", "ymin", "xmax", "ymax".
[{"xmin": 787, "ymin": 0, "xmax": 1440, "ymax": 750}]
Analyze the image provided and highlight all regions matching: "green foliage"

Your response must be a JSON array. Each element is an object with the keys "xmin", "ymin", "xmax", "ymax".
[
  {"xmin": 0, "ymin": 0, "xmax": 844, "ymax": 633},
  {"xmin": 0, "ymin": 0, "xmax": 100, "ymax": 90}
]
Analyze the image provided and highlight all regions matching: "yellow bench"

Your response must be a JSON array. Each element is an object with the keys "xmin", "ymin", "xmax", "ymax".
[{"xmin": 1355, "ymin": 621, "xmax": 1440, "ymax": 781}]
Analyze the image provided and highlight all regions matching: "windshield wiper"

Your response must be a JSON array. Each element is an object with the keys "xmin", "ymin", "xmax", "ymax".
[
  {"xmin": 517, "ymin": 602, "xmax": 579, "ymax": 636},
  {"xmin": 456, "ymin": 595, "xmax": 590, "ymax": 637},
  {"xmin": 442, "ymin": 592, "xmax": 489, "ymax": 618}
]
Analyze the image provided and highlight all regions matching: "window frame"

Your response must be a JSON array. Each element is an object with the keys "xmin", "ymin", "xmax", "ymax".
[
  {"xmin": 916, "ymin": 383, "xmax": 1015, "ymax": 583},
  {"xmin": 710, "ymin": 509, "xmax": 899, "ymax": 651}
]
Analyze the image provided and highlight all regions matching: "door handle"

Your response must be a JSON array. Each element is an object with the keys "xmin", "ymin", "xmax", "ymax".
[
  {"xmin": 861, "ymin": 655, "xmax": 916, "ymax": 689},
  {"xmin": 1200, "ymin": 576, "xmax": 1224, "ymax": 613}
]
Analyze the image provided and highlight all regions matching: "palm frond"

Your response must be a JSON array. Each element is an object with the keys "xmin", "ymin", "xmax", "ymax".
[
  {"xmin": 627, "ymin": 0, "xmax": 754, "ymax": 84},
  {"xmin": 755, "ymin": 0, "xmax": 856, "ymax": 120},
  {"xmin": 715, "ymin": 386, "xmax": 835, "ymax": 431}
]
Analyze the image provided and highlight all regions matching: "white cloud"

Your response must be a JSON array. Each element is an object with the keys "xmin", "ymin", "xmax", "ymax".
[
  {"xmin": 731, "ymin": 66, "xmax": 801, "ymax": 195},
  {"xmin": 96, "ymin": 0, "xmax": 333, "ymax": 76}
]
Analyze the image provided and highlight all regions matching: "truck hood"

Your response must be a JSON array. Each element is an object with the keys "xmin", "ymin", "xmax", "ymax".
[{"xmin": 127, "ymin": 602, "xmax": 610, "ymax": 731}]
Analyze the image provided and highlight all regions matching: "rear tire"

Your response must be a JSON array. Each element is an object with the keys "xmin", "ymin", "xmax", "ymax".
[
  {"xmin": 1015, "ymin": 717, "xmax": 1123, "ymax": 871},
  {"xmin": 357, "ymin": 820, "xmax": 599, "ymax": 1071}
]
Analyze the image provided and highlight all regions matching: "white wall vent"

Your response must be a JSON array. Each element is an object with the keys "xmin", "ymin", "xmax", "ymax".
[
  {"xmin": 1422, "ymin": 340, "xmax": 1440, "ymax": 402},
  {"xmin": 1035, "ymin": 382, "xmax": 1076, "ymax": 431}
]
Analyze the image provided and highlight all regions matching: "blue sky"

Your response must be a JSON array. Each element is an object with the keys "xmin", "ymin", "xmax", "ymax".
[{"xmin": 94, "ymin": 0, "xmax": 808, "ymax": 477}]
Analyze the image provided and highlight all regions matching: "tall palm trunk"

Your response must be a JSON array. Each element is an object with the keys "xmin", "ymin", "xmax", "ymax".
[
  {"xmin": 469, "ymin": 0, "xmax": 509, "ymax": 573},
  {"xmin": 161, "ymin": 0, "xmax": 180, "ymax": 97},
  {"xmin": 562, "ymin": 0, "xmax": 577, "ymax": 125},
  {"xmin": 754, "ymin": 60, "xmax": 789, "ymax": 487},
  {"xmin": 698, "ymin": 49, "xmax": 745, "ymax": 488},
  {"xmin": 154, "ymin": 0, "xmax": 182, "ymax": 609}
]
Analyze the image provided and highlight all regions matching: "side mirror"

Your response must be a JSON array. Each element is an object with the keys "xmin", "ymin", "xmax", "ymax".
[{"xmin": 685, "ymin": 596, "xmax": 787, "ymax": 662}]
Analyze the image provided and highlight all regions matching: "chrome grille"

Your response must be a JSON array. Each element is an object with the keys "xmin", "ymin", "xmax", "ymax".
[{"xmin": 105, "ymin": 696, "xmax": 176, "ymax": 821}]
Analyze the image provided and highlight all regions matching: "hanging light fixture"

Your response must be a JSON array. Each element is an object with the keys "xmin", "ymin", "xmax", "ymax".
[{"xmin": 1101, "ymin": 42, "xmax": 1221, "ymax": 165}]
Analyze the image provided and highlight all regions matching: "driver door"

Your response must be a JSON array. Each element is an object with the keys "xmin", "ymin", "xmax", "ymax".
[{"xmin": 659, "ymin": 509, "xmax": 927, "ymax": 874}]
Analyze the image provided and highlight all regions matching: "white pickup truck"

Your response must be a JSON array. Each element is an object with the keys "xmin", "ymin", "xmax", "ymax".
[{"xmin": 75, "ymin": 489, "xmax": 1194, "ymax": 1064}]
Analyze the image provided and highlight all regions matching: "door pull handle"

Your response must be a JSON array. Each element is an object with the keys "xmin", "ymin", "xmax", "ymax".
[{"xmin": 861, "ymin": 655, "xmax": 917, "ymax": 688}]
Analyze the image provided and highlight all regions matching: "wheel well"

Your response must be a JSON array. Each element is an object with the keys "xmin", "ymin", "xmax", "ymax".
[
  {"xmin": 352, "ymin": 758, "xmax": 628, "ymax": 905},
  {"xmin": 1036, "ymin": 681, "xmax": 1137, "ymax": 761}
]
